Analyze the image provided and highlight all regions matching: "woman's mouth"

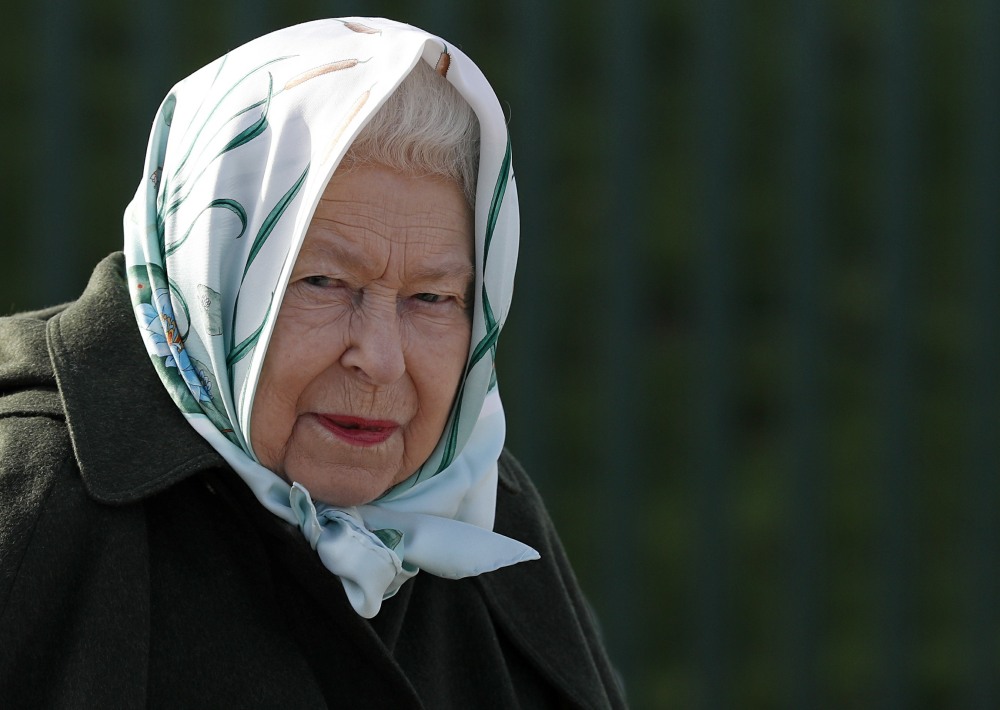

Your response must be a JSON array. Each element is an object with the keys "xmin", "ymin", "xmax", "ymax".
[{"xmin": 315, "ymin": 414, "xmax": 399, "ymax": 447}]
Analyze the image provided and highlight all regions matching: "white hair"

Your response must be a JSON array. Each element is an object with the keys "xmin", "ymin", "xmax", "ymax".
[{"xmin": 342, "ymin": 59, "xmax": 480, "ymax": 207}]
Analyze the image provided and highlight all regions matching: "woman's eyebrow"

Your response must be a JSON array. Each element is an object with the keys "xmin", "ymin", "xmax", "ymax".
[
  {"xmin": 408, "ymin": 262, "xmax": 475, "ymax": 285},
  {"xmin": 296, "ymin": 238, "xmax": 368, "ymax": 272},
  {"xmin": 297, "ymin": 239, "xmax": 473, "ymax": 285}
]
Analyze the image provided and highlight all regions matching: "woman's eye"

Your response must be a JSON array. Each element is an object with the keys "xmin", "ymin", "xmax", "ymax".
[
  {"xmin": 414, "ymin": 293, "xmax": 445, "ymax": 304},
  {"xmin": 304, "ymin": 275, "xmax": 338, "ymax": 288}
]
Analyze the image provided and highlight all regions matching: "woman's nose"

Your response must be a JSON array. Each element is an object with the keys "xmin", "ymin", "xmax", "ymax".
[{"xmin": 340, "ymin": 299, "xmax": 406, "ymax": 385}]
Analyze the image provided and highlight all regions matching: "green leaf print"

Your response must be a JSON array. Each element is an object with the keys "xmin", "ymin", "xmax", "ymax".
[
  {"xmin": 468, "ymin": 320, "xmax": 500, "ymax": 369},
  {"xmin": 227, "ymin": 298, "xmax": 273, "ymax": 371},
  {"xmin": 172, "ymin": 55, "xmax": 292, "ymax": 178},
  {"xmin": 168, "ymin": 277, "xmax": 192, "ymax": 340},
  {"xmin": 165, "ymin": 198, "xmax": 248, "ymax": 257},
  {"xmin": 437, "ymin": 397, "xmax": 463, "ymax": 473},
  {"xmin": 218, "ymin": 72, "xmax": 273, "ymax": 157},
  {"xmin": 483, "ymin": 133, "xmax": 512, "ymax": 267},
  {"xmin": 242, "ymin": 163, "xmax": 310, "ymax": 280},
  {"xmin": 372, "ymin": 528, "xmax": 403, "ymax": 551},
  {"xmin": 160, "ymin": 61, "xmax": 288, "ymax": 230},
  {"xmin": 128, "ymin": 263, "xmax": 168, "ymax": 307},
  {"xmin": 225, "ymin": 163, "xmax": 309, "ymax": 374}
]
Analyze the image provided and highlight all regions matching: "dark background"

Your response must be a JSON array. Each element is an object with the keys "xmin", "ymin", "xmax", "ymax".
[{"xmin": 2, "ymin": 1, "xmax": 998, "ymax": 707}]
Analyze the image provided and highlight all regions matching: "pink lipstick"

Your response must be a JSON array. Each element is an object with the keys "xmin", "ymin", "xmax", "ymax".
[{"xmin": 315, "ymin": 414, "xmax": 398, "ymax": 446}]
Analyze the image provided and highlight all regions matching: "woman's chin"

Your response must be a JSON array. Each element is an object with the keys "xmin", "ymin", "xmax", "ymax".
[{"xmin": 283, "ymin": 458, "xmax": 402, "ymax": 508}]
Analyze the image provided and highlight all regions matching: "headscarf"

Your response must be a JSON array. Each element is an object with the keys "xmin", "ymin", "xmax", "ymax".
[{"xmin": 123, "ymin": 17, "xmax": 538, "ymax": 617}]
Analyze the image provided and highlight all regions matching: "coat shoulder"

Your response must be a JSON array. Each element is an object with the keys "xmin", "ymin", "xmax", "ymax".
[
  {"xmin": 0, "ymin": 306, "xmax": 77, "ymax": 616},
  {"xmin": 0, "ymin": 357, "xmax": 147, "ymax": 703},
  {"xmin": 487, "ymin": 449, "xmax": 628, "ymax": 709},
  {"xmin": 0, "ymin": 425, "xmax": 149, "ymax": 705},
  {"xmin": 0, "ymin": 307, "xmax": 62, "ymax": 404}
]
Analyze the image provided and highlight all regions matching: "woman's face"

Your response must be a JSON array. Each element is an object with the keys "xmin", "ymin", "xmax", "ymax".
[{"xmin": 250, "ymin": 165, "xmax": 474, "ymax": 507}]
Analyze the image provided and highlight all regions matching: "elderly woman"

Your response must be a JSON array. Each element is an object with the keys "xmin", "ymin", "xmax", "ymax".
[{"xmin": 0, "ymin": 18, "xmax": 624, "ymax": 708}]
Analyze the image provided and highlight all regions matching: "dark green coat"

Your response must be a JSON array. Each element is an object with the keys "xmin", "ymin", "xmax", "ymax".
[{"xmin": 0, "ymin": 254, "xmax": 626, "ymax": 709}]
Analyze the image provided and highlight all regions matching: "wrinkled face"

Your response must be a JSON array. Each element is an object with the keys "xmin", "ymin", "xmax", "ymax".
[{"xmin": 250, "ymin": 165, "xmax": 474, "ymax": 507}]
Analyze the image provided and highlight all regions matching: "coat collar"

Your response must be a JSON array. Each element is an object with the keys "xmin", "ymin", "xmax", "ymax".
[{"xmin": 46, "ymin": 253, "xmax": 225, "ymax": 504}]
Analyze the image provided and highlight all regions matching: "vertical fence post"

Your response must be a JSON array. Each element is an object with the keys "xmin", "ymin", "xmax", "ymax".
[
  {"xmin": 33, "ymin": 0, "xmax": 82, "ymax": 307},
  {"xmin": 877, "ymin": 0, "xmax": 919, "ymax": 706},
  {"xmin": 787, "ymin": 0, "xmax": 829, "ymax": 705},
  {"xmin": 965, "ymin": 0, "xmax": 1000, "ymax": 705},
  {"xmin": 419, "ymin": 0, "xmax": 461, "ymax": 48},
  {"xmin": 133, "ymin": 0, "xmax": 175, "ymax": 153},
  {"xmin": 228, "ymin": 0, "xmax": 269, "ymax": 50},
  {"xmin": 506, "ymin": 0, "xmax": 555, "ymax": 494},
  {"xmin": 599, "ymin": 0, "xmax": 644, "ymax": 697},
  {"xmin": 694, "ymin": 0, "xmax": 737, "ymax": 706}
]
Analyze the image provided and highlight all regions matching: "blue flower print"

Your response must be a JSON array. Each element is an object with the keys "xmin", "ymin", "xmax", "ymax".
[
  {"xmin": 135, "ymin": 302, "xmax": 171, "ymax": 358},
  {"xmin": 134, "ymin": 288, "xmax": 213, "ymax": 403}
]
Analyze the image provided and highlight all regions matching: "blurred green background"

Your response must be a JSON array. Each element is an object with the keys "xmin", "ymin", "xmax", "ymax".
[{"xmin": 2, "ymin": 1, "xmax": 998, "ymax": 708}]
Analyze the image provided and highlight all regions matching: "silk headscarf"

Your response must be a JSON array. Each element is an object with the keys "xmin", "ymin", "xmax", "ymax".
[{"xmin": 123, "ymin": 17, "xmax": 538, "ymax": 618}]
